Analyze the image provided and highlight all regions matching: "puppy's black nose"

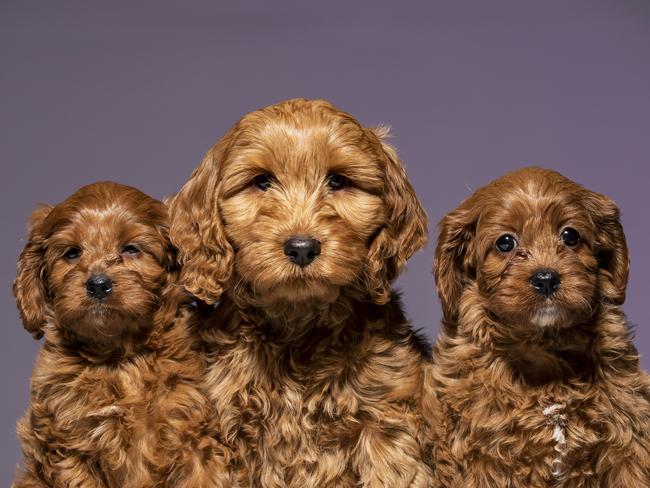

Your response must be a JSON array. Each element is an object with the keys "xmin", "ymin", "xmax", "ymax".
[
  {"xmin": 86, "ymin": 274, "xmax": 113, "ymax": 300},
  {"xmin": 530, "ymin": 270, "xmax": 560, "ymax": 297},
  {"xmin": 283, "ymin": 237, "xmax": 321, "ymax": 267}
]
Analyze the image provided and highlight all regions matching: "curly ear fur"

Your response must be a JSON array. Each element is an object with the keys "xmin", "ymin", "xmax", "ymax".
[
  {"xmin": 365, "ymin": 127, "xmax": 428, "ymax": 304},
  {"xmin": 158, "ymin": 223, "xmax": 179, "ymax": 276},
  {"xmin": 168, "ymin": 132, "xmax": 235, "ymax": 304},
  {"xmin": 581, "ymin": 189, "xmax": 629, "ymax": 305},
  {"xmin": 13, "ymin": 204, "xmax": 54, "ymax": 339},
  {"xmin": 434, "ymin": 196, "xmax": 478, "ymax": 334}
]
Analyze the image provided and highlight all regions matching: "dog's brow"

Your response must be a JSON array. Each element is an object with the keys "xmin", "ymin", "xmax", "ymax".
[{"xmin": 117, "ymin": 222, "xmax": 158, "ymax": 241}]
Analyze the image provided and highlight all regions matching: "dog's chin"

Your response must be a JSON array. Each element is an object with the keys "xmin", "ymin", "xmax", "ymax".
[
  {"xmin": 496, "ymin": 301, "xmax": 589, "ymax": 332},
  {"xmin": 528, "ymin": 304, "xmax": 569, "ymax": 328},
  {"xmin": 259, "ymin": 278, "xmax": 341, "ymax": 305},
  {"xmin": 57, "ymin": 303, "xmax": 154, "ymax": 345}
]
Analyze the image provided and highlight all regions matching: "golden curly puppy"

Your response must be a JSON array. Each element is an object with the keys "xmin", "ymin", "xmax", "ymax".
[
  {"xmin": 13, "ymin": 182, "xmax": 235, "ymax": 488},
  {"xmin": 423, "ymin": 167, "xmax": 650, "ymax": 487},
  {"xmin": 169, "ymin": 98, "xmax": 432, "ymax": 487}
]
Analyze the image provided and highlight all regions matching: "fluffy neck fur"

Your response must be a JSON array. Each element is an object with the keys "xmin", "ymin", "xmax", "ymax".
[{"xmin": 211, "ymin": 285, "xmax": 429, "ymax": 360}]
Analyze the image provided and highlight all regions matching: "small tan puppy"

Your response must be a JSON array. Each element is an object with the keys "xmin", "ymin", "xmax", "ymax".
[
  {"xmin": 169, "ymin": 98, "xmax": 432, "ymax": 487},
  {"xmin": 424, "ymin": 167, "xmax": 650, "ymax": 487},
  {"xmin": 13, "ymin": 182, "xmax": 234, "ymax": 488}
]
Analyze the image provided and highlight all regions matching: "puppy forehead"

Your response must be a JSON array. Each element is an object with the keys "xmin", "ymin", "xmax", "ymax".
[
  {"xmin": 479, "ymin": 183, "xmax": 588, "ymax": 235},
  {"xmin": 226, "ymin": 112, "xmax": 383, "ymax": 178},
  {"xmin": 48, "ymin": 205, "xmax": 160, "ymax": 246}
]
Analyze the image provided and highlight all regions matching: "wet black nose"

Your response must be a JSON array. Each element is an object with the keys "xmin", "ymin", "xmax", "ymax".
[
  {"xmin": 86, "ymin": 274, "xmax": 113, "ymax": 300},
  {"xmin": 283, "ymin": 237, "xmax": 321, "ymax": 267},
  {"xmin": 530, "ymin": 270, "xmax": 560, "ymax": 297}
]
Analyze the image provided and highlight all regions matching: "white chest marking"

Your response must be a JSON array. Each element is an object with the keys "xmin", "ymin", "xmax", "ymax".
[{"xmin": 542, "ymin": 403, "xmax": 568, "ymax": 478}]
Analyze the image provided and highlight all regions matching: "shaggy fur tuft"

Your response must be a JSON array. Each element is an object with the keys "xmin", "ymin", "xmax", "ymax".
[
  {"xmin": 13, "ymin": 182, "xmax": 236, "ymax": 488},
  {"xmin": 424, "ymin": 167, "xmax": 650, "ymax": 487},
  {"xmin": 168, "ymin": 98, "xmax": 433, "ymax": 487}
]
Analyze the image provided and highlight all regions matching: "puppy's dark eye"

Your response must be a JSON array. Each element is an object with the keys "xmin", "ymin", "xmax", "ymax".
[
  {"xmin": 561, "ymin": 227, "xmax": 581, "ymax": 247},
  {"xmin": 63, "ymin": 247, "xmax": 81, "ymax": 260},
  {"xmin": 495, "ymin": 234, "xmax": 517, "ymax": 253},
  {"xmin": 327, "ymin": 173, "xmax": 349, "ymax": 191},
  {"xmin": 252, "ymin": 174, "xmax": 274, "ymax": 191},
  {"xmin": 121, "ymin": 244, "xmax": 140, "ymax": 256}
]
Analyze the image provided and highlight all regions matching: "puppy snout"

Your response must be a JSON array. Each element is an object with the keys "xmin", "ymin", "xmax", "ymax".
[
  {"xmin": 530, "ymin": 269, "xmax": 560, "ymax": 297},
  {"xmin": 283, "ymin": 236, "xmax": 321, "ymax": 267},
  {"xmin": 86, "ymin": 274, "xmax": 113, "ymax": 300}
]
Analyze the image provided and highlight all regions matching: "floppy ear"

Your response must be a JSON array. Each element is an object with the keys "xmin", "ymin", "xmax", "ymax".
[
  {"xmin": 13, "ymin": 204, "xmax": 54, "ymax": 339},
  {"xmin": 434, "ymin": 196, "xmax": 478, "ymax": 334},
  {"xmin": 154, "ymin": 219, "xmax": 180, "ymax": 276},
  {"xmin": 143, "ymin": 197, "xmax": 179, "ymax": 276},
  {"xmin": 168, "ymin": 132, "xmax": 235, "ymax": 304},
  {"xmin": 581, "ymin": 189, "xmax": 629, "ymax": 305},
  {"xmin": 364, "ymin": 127, "xmax": 429, "ymax": 304}
]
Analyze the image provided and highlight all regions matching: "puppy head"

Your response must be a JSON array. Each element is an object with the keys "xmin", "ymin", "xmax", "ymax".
[
  {"xmin": 169, "ymin": 98, "xmax": 427, "ymax": 308},
  {"xmin": 435, "ymin": 167, "xmax": 628, "ymax": 333},
  {"xmin": 13, "ymin": 182, "xmax": 175, "ymax": 343}
]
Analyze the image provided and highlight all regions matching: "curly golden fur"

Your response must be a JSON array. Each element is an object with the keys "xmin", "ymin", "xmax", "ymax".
[
  {"xmin": 12, "ymin": 182, "xmax": 235, "ymax": 488},
  {"xmin": 423, "ymin": 167, "xmax": 650, "ymax": 487},
  {"xmin": 168, "ymin": 98, "xmax": 433, "ymax": 487}
]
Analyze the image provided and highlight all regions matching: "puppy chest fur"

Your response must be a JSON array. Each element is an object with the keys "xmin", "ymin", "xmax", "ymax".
[
  {"xmin": 429, "ymin": 350, "xmax": 650, "ymax": 487},
  {"xmin": 201, "ymin": 297, "xmax": 432, "ymax": 488},
  {"xmin": 18, "ymin": 347, "xmax": 157, "ymax": 487},
  {"xmin": 430, "ymin": 370, "xmax": 597, "ymax": 485}
]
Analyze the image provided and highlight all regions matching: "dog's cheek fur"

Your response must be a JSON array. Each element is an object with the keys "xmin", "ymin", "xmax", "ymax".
[
  {"xmin": 49, "ymin": 252, "xmax": 165, "ymax": 342},
  {"xmin": 220, "ymin": 184, "xmax": 384, "ymax": 298},
  {"xmin": 484, "ymin": 251, "xmax": 598, "ymax": 329}
]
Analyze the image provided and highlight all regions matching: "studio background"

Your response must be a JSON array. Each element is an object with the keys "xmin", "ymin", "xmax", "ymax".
[{"xmin": 1, "ymin": 0, "xmax": 649, "ymax": 482}]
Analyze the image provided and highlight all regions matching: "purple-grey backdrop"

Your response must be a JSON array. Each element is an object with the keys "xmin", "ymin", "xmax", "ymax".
[{"xmin": 2, "ymin": 0, "xmax": 649, "ymax": 482}]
